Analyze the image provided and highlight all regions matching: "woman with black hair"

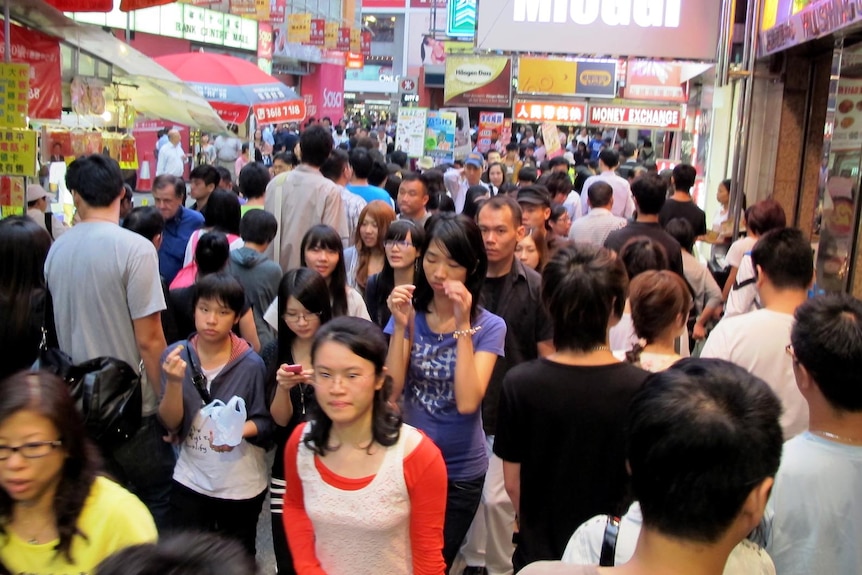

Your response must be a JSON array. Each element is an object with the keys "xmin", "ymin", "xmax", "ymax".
[
  {"xmin": 386, "ymin": 213, "xmax": 506, "ymax": 570},
  {"xmin": 283, "ymin": 317, "xmax": 447, "ymax": 575},
  {"xmin": 179, "ymin": 188, "xmax": 243, "ymax": 272},
  {"xmin": 263, "ymin": 268, "xmax": 333, "ymax": 575},
  {"xmin": 0, "ymin": 371, "xmax": 156, "ymax": 573},
  {"xmin": 0, "ymin": 217, "xmax": 52, "ymax": 380},
  {"xmin": 366, "ymin": 220, "xmax": 425, "ymax": 330}
]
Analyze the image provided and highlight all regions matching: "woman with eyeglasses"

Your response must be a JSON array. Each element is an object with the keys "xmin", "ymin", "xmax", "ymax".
[
  {"xmin": 283, "ymin": 317, "xmax": 447, "ymax": 575},
  {"xmin": 0, "ymin": 370, "xmax": 156, "ymax": 574},
  {"xmin": 264, "ymin": 268, "xmax": 333, "ymax": 575},
  {"xmin": 365, "ymin": 220, "xmax": 426, "ymax": 330}
]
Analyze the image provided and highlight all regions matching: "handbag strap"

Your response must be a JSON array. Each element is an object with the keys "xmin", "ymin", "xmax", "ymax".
[
  {"xmin": 599, "ymin": 515, "xmax": 621, "ymax": 567},
  {"xmin": 184, "ymin": 344, "xmax": 212, "ymax": 405}
]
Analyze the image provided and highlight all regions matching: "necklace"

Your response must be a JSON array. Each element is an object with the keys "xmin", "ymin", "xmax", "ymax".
[
  {"xmin": 18, "ymin": 517, "xmax": 56, "ymax": 545},
  {"xmin": 810, "ymin": 430, "xmax": 862, "ymax": 445}
]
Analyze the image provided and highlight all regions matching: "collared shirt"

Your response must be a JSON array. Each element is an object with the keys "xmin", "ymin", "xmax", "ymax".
[
  {"xmin": 159, "ymin": 206, "xmax": 205, "ymax": 284},
  {"xmin": 341, "ymin": 187, "xmax": 367, "ymax": 240},
  {"xmin": 568, "ymin": 207, "xmax": 627, "ymax": 247},
  {"xmin": 444, "ymin": 168, "xmax": 488, "ymax": 213},
  {"xmin": 214, "ymin": 135, "xmax": 242, "ymax": 162},
  {"xmin": 156, "ymin": 142, "xmax": 185, "ymax": 177},
  {"xmin": 579, "ymin": 171, "xmax": 636, "ymax": 219}
]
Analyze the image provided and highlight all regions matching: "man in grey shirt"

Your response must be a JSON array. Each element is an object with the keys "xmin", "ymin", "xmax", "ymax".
[{"xmin": 45, "ymin": 154, "xmax": 174, "ymax": 530}]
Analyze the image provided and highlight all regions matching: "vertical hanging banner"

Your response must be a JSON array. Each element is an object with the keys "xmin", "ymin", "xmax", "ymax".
[
  {"xmin": 396, "ymin": 107, "xmax": 428, "ymax": 159},
  {"xmin": 425, "ymin": 110, "xmax": 457, "ymax": 164},
  {"xmin": 306, "ymin": 19, "xmax": 325, "ymax": 46},
  {"xmin": 269, "ymin": 0, "xmax": 286, "ymax": 23},
  {"xmin": 324, "ymin": 22, "xmax": 339, "ymax": 49},
  {"xmin": 350, "ymin": 28, "xmax": 362, "ymax": 54},
  {"xmin": 287, "ymin": 13, "xmax": 312, "ymax": 44},
  {"xmin": 0, "ymin": 24, "xmax": 62, "ymax": 121},
  {"xmin": 361, "ymin": 31, "xmax": 372, "ymax": 56},
  {"xmin": 337, "ymin": 28, "xmax": 352, "ymax": 52},
  {"xmin": 0, "ymin": 176, "xmax": 26, "ymax": 218},
  {"xmin": 229, "ymin": 0, "xmax": 256, "ymax": 16},
  {"xmin": 0, "ymin": 64, "xmax": 29, "ymax": 129}
]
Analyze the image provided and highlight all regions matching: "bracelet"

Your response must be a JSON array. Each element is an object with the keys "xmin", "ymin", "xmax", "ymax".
[{"xmin": 453, "ymin": 325, "xmax": 482, "ymax": 339}]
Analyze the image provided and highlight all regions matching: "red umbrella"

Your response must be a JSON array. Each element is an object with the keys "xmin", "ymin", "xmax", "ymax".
[
  {"xmin": 43, "ymin": 0, "xmax": 174, "ymax": 11},
  {"xmin": 155, "ymin": 52, "xmax": 307, "ymax": 125}
]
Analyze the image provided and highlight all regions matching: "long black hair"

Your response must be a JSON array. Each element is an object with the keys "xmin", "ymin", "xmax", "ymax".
[
  {"xmin": 370, "ymin": 220, "xmax": 426, "ymax": 328},
  {"xmin": 300, "ymin": 225, "xmax": 349, "ymax": 316},
  {"xmin": 0, "ymin": 371, "xmax": 102, "ymax": 563},
  {"xmin": 0, "ymin": 217, "xmax": 51, "ymax": 341},
  {"xmin": 276, "ymin": 268, "xmax": 333, "ymax": 363},
  {"xmin": 303, "ymin": 317, "xmax": 401, "ymax": 455}
]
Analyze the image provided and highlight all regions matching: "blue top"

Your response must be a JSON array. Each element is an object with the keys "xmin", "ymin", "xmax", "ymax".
[
  {"xmin": 588, "ymin": 138, "xmax": 604, "ymax": 161},
  {"xmin": 346, "ymin": 184, "xmax": 395, "ymax": 208},
  {"xmin": 386, "ymin": 308, "xmax": 506, "ymax": 481},
  {"xmin": 159, "ymin": 206, "xmax": 205, "ymax": 284}
]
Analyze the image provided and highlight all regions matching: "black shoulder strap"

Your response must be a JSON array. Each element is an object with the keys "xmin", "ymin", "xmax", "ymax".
[
  {"xmin": 185, "ymin": 344, "xmax": 212, "ymax": 405},
  {"xmin": 44, "ymin": 212, "xmax": 54, "ymax": 240},
  {"xmin": 599, "ymin": 515, "xmax": 621, "ymax": 567}
]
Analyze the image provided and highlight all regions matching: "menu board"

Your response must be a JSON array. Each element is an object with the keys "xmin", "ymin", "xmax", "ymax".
[{"xmin": 832, "ymin": 79, "xmax": 862, "ymax": 152}]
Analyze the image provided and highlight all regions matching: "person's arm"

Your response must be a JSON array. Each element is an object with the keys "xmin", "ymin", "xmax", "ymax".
[
  {"xmin": 283, "ymin": 425, "xmax": 329, "ymax": 575},
  {"xmin": 159, "ymin": 344, "xmax": 186, "ymax": 432},
  {"xmin": 134, "ymin": 312, "xmax": 167, "ymax": 397},
  {"xmin": 503, "ymin": 461, "xmax": 521, "ymax": 517},
  {"xmin": 721, "ymin": 266, "xmax": 739, "ymax": 301},
  {"xmin": 405, "ymin": 434, "xmax": 448, "ymax": 575},
  {"xmin": 694, "ymin": 269, "xmax": 725, "ymax": 340},
  {"xmin": 271, "ymin": 367, "xmax": 313, "ymax": 426},
  {"xmin": 156, "ymin": 148, "xmax": 167, "ymax": 175},
  {"xmin": 386, "ymin": 285, "xmax": 415, "ymax": 402},
  {"xmin": 238, "ymin": 308, "xmax": 261, "ymax": 353}
]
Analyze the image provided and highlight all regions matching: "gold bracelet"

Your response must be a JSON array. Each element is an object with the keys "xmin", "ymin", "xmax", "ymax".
[{"xmin": 453, "ymin": 326, "xmax": 482, "ymax": 339}]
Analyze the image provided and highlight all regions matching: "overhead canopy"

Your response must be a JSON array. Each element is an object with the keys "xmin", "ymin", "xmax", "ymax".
[{"xmin": 7, "ymin": 0, "xmax": 229, "ymax": 134}]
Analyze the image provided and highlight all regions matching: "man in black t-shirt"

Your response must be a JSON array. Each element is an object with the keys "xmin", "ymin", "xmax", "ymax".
[
  {"xmin": 659, "ymin": 163, "xmax": 707, "ymax": 237},
  {"xmin": 461, "ymin": 197, "xmax": 554, "ymax": 575}
]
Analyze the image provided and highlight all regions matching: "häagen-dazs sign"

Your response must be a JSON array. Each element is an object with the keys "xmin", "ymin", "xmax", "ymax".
[{"xmin": 476, "ymin": 0, "xmax": 722, "ymax": 61}]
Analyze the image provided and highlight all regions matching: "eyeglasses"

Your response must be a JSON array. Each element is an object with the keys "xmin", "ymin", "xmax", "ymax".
[
  {"xmin": 0, "ymin": 440, "xmax": 63, "ymax": 461},
  {"xmin": 384, "ymin": 240, "xmax": 414, "ymax": 249},
  {"xmin": 284, "ymin": 311, "xmax": 323, "ymax": 323}
]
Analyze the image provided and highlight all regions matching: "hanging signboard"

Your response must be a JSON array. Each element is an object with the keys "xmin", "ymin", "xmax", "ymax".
[
  {"xmin": 0, "ymin": 129, "xmax": 38, "ymax": 178},
  {"xmin": 588, "ymin": 103, "xmax": 684, "ymax": 130},
  {"xmin": 0, "ymin": 24, "xmax": 61, "ymax": 121},
  {"xmin": 305, "ymin": 19, "xmax": 325, "ymax": 46},
  {"xmin": 269, "ymin": 0, "xmax": 286, "ymax": 23},
  {"xmin": 513, "ymin": 99, "xmax": 588, "ymax": 125},
  {"xmin": 444, "ymin": 55, "xmax": 513, "ymax": 108},
  {"xmin": 324, "ymin": 22, "xmax": 339, "ymax": 49},
  {"xmin": 0, "ymin": 175, "xmax": 25, "ymax": 217},
  {"xmin": 518, "ymin": 57, "xmax": 616, "ymax": 98},
  {"xmin": 288, "ymin": 13, "xmax": 312, "ymax": 43},
  {"xmin": 396, "ymin": 107, "xmax": 428, "ymax": 158},
  {"xmin": 0, "ymin": 64, "xmax": 29, "ymax": 129},
  {"xmin": 337, "ymin": 28, "xmax": 352, "ymax": 52}
]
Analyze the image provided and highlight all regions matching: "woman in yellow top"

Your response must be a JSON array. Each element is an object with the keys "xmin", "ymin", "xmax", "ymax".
[{"xmin": 0, "ymin": 371, "xmax": 157, "ymax": 575}]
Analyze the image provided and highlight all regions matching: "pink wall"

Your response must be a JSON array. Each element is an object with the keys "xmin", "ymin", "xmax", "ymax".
[{"xmin": 300, "ymin": 63, "xmax": 346, "ymax": 123}]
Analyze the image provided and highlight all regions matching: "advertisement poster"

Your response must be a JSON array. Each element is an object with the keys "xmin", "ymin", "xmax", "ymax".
[
  {"xmin": 0, "ymin": 23, "xmax": 62, "ymax": 121},
  {"xmin": 287, "ymin": 13, "xmax": 311, "ymax": 43},
  {"xmin": 444, "ymin": 56, "xmax": 512, "ymax": 107},
  {"xmin": 0, "ymin": 176, "xmax": 25, "ymax": 217},
  {"xmin": 0, "ymin": 63, "xmax": 28, "ymax": 129},
  {"xmin": 425, "ymin": 111, "xmax": 457, "ymax": 163},
  {"xmin": 624, "ymin": 60, "xmax": 687, "ymax": 103},
  {"xmin": 477, "ymin": 111, "xmax": 504, "ymax": 154},
  {"xmin": 440, "ymin": 107, "xmax": 471, "ymax": 160},
  {"xmin": 300, "ymin": 63, "xmax": 345, "ymax": 121},
  {"xmin": 832, "ymin": 79, "xmax": 862, "ymax": 152},
  {"xmin": 518, "ymin": 57, "xmax": 616, "ymax": 98},
  {"xmin": 541, "ymin": 122, "xmax": 563, "ymax": 159},
  {"xmin": 407, "ymin": 12, "xmax": 473, "ymax": 69},
  {"xmin": 0, "ymin": 129, "xmax": 38, "ymax": 178},
  {"xmin": 396, "ymin": 107, "xmax": 428, "ymax": 158},
  {"xmin": 513, "ymin": 99, "xmax": 587, "ymax": 125}
]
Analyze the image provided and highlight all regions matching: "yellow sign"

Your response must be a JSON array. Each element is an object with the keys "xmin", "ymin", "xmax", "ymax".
[
  {"xmin": 0, "ymin": 129, "xmax": 37, "ymax": 177},
  {"xmin": 518, "ymin": 57, "xmax": 578, "ymax": 96},
  {"xmin": 0, "ymin": 63, "xmax": 29, "ymax": 129},
  {"xmin": 324, "ymin": 22, "xmax": 339, "ymax": 49},
  {"xmin": 287, "ymin": 13, "xmax": 312, "ymax": 43},
  {"xmin": 350, "ymin": 28, "xmax": 361, "ymax": 54},
  {"xmin": 0, "ymin": 176, "xmax": 25, "ymax": 217}
]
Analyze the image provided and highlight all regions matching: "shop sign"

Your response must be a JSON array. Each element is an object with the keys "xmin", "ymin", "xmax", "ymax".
[
  {"xmin": 0, "ymin": 176, "xmax": 25, "ymax": 217},
  {"xmin": 346, "ymin": 52, "xmax": 365, "ymax": 69},
  {"xmin": 444, "ymin": 55, "xmax": 513, "ymax": 107},
  {"xmin": 305, "ymin": 19, "xmax": 325, "ymax": 46},
  {"xmin": 513, "ymin": 99, "xmax": 588, "ymax": 125},
  {"xmin": 288, "ymin": 13, "xmax": 312, "ymax": 44},
  {"xmin": 270, "ymin": 0, "xmax": 286, "ymax": 23},
  {"xmin": 0, "ymin": 24, "xmax": 62, "ymax": 121},
  {"xmin": 624, "ymin": 59, "xmax": 687, "ymax": 103},
  {"xmin": 0, "ymin": 64, "xmax": 29, "ymax": 129},
  {"xmin": 401, "ymin": 93, "xmax": 421, "ymax": 106},
  {"xmin": 448, "ymin": 0, "xmax": 477, "ymax": 37},
  {"xmin": 477, "ymin": 111, "xmax": 505, "ymax": 153},
  {"xmin": 425, "ymin": 111, "xmax": 458, "ymax": 163},
  {"xmin": 588, "ymin": 103, "xmax": 683, "ymax": 129},
  {"xmin": 0, "ymin": 129, "xmax": 37, "ymax": 178},
  {"xmin": 300, "ymin": 63, "xmax": 345, "ymax": 122},
  {"xmin": 324, "ymin": 22, "xmax": 339, "ymax": 49},
  {"xmin": 257, "ymin": 24, "xmax": 273, "ymax": 60},
  {"xmin": 477, "ymin": 0, "xmax": 721, "ymax": 60},
  {"xmin": 831, "ymin": 79, "xmax": 862, "ymax": 152},
  {"xmin": 350, "ymin": 29, "xmax": 362, "ymax": 53},
  {"xmin": 518, "ymin": 57, "xmax": 616, "ymax": 98},
  {"xmin": 337, "ymin": 28, "xmax": 352, "ymax": 52},
  {"xmin": 361, "ymin": 31, "xmax": 373, "ymax": 56},
  {"xmin": 396, "ymin": 107, "xmax": 428, "ymax": 158},
  {"xmin": 760, "ymin": 1, "xmax": 862, "ymax": 56},
  {"xmin": 253, "ymin": 100, "xmax": 307, "ymax": 124}
]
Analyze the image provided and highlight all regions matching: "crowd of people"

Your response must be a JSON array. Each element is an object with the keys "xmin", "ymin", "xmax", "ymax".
[{"xmin": 0, "ymin": 117, "xmax": 860, "ymax": 575}]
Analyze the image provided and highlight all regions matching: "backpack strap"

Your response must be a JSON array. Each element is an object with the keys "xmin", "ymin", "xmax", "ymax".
[{"xmin": 599, "ymin": 515, "xmax": 621, "ymax": 567}]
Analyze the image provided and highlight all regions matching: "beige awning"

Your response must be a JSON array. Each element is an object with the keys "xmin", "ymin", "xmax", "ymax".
[{"xmin": 7, "ymin": 1, "xmax": 229, "ymax": 134}]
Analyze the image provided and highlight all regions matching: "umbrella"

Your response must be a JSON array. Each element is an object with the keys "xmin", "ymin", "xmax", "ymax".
[{"xmin": 155, "ymin": 52, "xmax": 307, "ymax": 126}]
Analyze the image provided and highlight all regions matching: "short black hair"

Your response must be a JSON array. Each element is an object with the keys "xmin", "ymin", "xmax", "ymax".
[
  {"xmin": 587, "ymin": 181, "xmax": 614, "ymax": 208},
  {"xmin": 631, "ymin": 173, "xmax": 668, "ymax": 215},
  {"xmin": 620, "ymin": 236, "xmax": 669, "ymax": 279},
  {"xmin": 349, "ymin": 147, "xmax": 373, "ymax": 179},
  {"xmin": 427, "ymin": 192, "xmax": 455, "ymax": 213},
  {"xmin": 215, "ymin": 166, "xmax": 232, "ymax": 185},
  {"xmin": 544, "ymin": 171, "xmax": 572, "ymax": 199},
  {"xmin": 548, "ymin": 156, "xmax": 570, "ymax": 170},
  {"xmin": 193, "ymin": 272, "xmax": 245, "ymax": 317},
  {"xmin": 517, "ymin": 166, "xmax": 538, "ymax": 184},
  {"xmin": 792, "ymin": 293, "xmax": 862, "ymax": 412},
  {"xmin": 66, "ymin": 154, "xmax": 124, "ymax": 207},
  {"xmin": 400, "ymin": 171, "xmax": 429, "ymax": 196},
  {"xmin": 300, "ymin": 125, "xmax": 335, "ymax": 167},
  {"xmin": 238, "ymin": 162, "xmax": 270, "ymax": 200},
  {"xmin": 390, "ymin": 150, "xmax": 408, "ymax": 169},
  {"xmin": 203, "ymin": 189, "xmax": 241, "ymax": 235},
  {"xmin": 122, "ymin": 206, "xmax": 164, "ymax": 242},
  {"xmin": 620, "ymin": 141, "xmax": 636, "ymax": 159},
  {"xmin": 665, "ymin": 217, "xmax": 695, "ymax": 253},
  {"xmin": 239, "ymin": 209, "xmax": 277, "ymax": 245},
  {"xmin": 542, "ymin": 243, "xmax": 628, "ymax": 351},
  {"xmin": 273, "ymin": 151, "xmax": 297, "ymax": 167},
  {"xmin": 320, "ymin": 149, "xmax": 350, "ymax": 182},
  {"xmin": 599, "ymin": 149, "xmax": 620, "ymax": 169},
  {"xmin": 368, "ymin": 155, "xmax": 388, "ymax": 187},
  {"xmin": 745, "ymin": 199, "xmax": 786, "ymax": 236},
  {"xmin": 189, "ymin": 164, "xmax": 220, "ymax": 189},
  {"xmin": 477, "ymin": 195, "xmax": 522, "ymax": 229},
  {"xmin": 628, "ymin": 358, "xmax": 782, "ymax": 543},
  {"xmin": 194, "ymin": 231, "xmax": 230, "ymax": 276},
  {"xmin": 750, "ymin": 228, "xmax": 812, "ymax": 290},
  {"xmin": 672, "ymin": 163, "xmax": 697, "ymax": 192}
]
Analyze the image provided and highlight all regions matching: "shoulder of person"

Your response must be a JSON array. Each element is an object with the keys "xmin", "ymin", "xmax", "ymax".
[{"xmin": 83, "ymin": 476, "xmax": 157, "ymax": 531}]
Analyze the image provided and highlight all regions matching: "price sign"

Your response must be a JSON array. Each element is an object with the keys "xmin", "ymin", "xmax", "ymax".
[{"xmin": 0, "ymin": 129, "xmax": 37, "ymax": 177}]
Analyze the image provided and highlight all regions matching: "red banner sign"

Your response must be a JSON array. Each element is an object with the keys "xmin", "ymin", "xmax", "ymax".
[
  {"xmin": 307, "ymin": 19, "xmax": 326, "ymax": 46},
  {"xmin": 257, "ymin": 24, "xmax": 273, "ymax": 60},
  {"xmin": 336, "ymin": 28, "xmax": 351, "ymax": 52},
  {"xmin": 0, "ymin": 23, "xmax": 62, "ymax": 121},
  {"xmin": 513, "ymin": 99, "xmax": 587, "ymax": 125},
  {"xmin": 624, "ymin": 60, "xmax": 687, "ymax": 103},
  {"xmin": 360, "ymin": 31, "xmax": 372, "ymax": 56},
  {"xmin": 588, "ymin": 104, "xmax": 683, "ymax": 129},
  {"xmin": 269, "ymin": 0, "xmax": 286, "ymax": 23},
  {"xmin": 253, "ymin": 100, "xmax": 307, "ymax": 124}
]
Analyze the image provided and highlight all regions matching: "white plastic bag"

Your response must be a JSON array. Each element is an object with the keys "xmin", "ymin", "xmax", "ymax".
[{"xmin": 201, "ymin": 396, "xmax": 247, "ymax": 447}]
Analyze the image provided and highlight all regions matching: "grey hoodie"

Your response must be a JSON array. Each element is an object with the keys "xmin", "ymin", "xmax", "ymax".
[{"xmin": 228, "ymin": 247, "xmax": 282, "ymax": 349}]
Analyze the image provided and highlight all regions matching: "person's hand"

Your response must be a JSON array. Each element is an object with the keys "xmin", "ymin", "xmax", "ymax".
[
  {"xmin": 276, "ymin": 364, "xmax": 313, "ymax": 391},
  {"xmin": 388, "ymin": 284, "xmax": 416, "ymax": 328},
  {"xmin": 208, "ymin": 431, "xmax": 235, "ymax": 453},
  {"xmin": 443, "ymin": 280, "xmax": 472, "ymax": 328},
  {"xmin": 162, "ymin": 345, "xmax": 187, "ymax": 382},
  {"xmin": 692, "ymin": 323, "xmax": 707, "ymax": 341}
]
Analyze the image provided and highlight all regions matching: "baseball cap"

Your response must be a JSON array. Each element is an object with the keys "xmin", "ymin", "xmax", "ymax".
[
  {"xmin": 27, "ymin": 184, "xmax": 55, "ymax": 204},
  {"xmin": 417, "ymin": 156, "xmax": 435, "ymax": 170},
  {"xmin": 465, "ymin": 152, "xmax": 484, "ymax": 168},
  {"xmin": 517, "ymin": 185, "xmax": 552, "ymax": 207}
]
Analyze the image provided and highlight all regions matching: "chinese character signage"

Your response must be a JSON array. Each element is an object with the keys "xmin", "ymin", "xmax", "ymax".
[
  {"xmin": 269, "ymin": 0, "xmax": 286, "ymax": 23},
  {"xmin": 588, "ymin": 103, "xmax": 683, "ymax": 129},
  {"xmin": 0, "ymin": 129, "xmax": 38, "ymax": 177},
  {"xmin": 477, "ymin": 111, "xmax": 504, "ymax": 154},
  {"xmin": 287, "ymin": 13, "xmax": 311, "ymax": 44},
  {"xmin": 337, "ymin": 28, "xmax": 352, "ymax": 52},
  {"xmin": 831, "ymin": 79, "xmax": 862, "ymax": 152},
  {"xmin": 361, "ymin": 31, "xmax": 372, "ymax": 56},
  {"xmin": 0, "ymin": 64, "xmax": 29, "ymax": 129},
  {"xmin": 305, "ymin": 19, "xmax": 325, "ymax": 46},
  {"xmin": 350, "ymin": 28, "xmax": 361, "ymax": 53},
  {"xmin": 0, "ymin": 176, "xmax": 25, "ymax": 217},
  {"xmin": 396, "ymin": 107, "xmax": 428, "ymax": 159},
  {"xmin": 324, "ymin": 22, "xmax": 339, "ymax": 49},
  {"xmin": 518, "ymin": 57, "xmax": 616, "ymax": 99},
  {"xmin": 513, "ymin": 99, "xmax": 587, "ymax": 126},
  {"xmin": 444, "ymin": 56, "xmax": 512, "ymax": 108},
  {"xmin": 0, "ymin": 24, "xmax": 61, "ymax": 121}
]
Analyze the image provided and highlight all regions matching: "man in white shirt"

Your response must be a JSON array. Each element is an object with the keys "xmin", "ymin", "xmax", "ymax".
[
  {"xmin": 26, "ymin": 183, "xmax": 68, "ymax": 240},
  {"xmin": 568, "ymin": 181, "xmax": 626, "ymax": 247},
  {"xmin": 156, "ymin": 129, "xmax": 186, "ymax": 178},
  {"xmin": 444, "ymin": 152, "xmax": 488, "ymax": 214},
  {"xmin": 764, "ymin": 293, "xmax": 862, "ymax": 575},
  {"xmin": 579, "ymin": 149, "xmax": 636, "ymax": 219},
  {"xmin": 701, "ymin": 228, "xmax": 814, "ymax": 439}
]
